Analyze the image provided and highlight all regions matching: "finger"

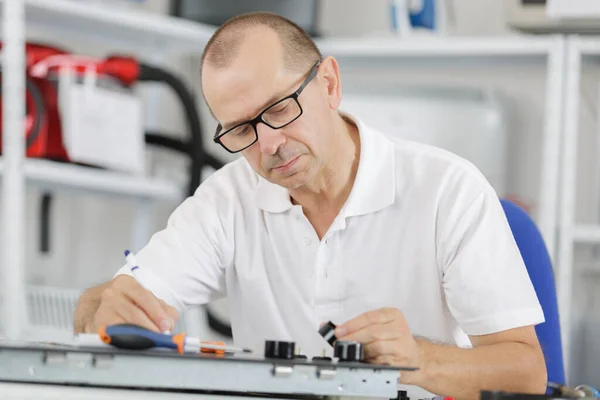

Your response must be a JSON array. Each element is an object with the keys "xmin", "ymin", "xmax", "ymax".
[
  {"xmin": 160, "ymin": 300, "xmax": 180, "ymax": 324},
  {"xmin": 87, "ymin": 310, "xmax": 126, "ymax": 333},
  {"xmin": 363, "ymin": 339, "xmax": 400, "ymax": 359},
  {"xmin": 368, "ymin": 354, "xmax": 396, "ymax": 366},
  {"xmin": 335, "ymin": 308, "xmax": 399, "ymax": 338},
  {"xmin": 112, "ymin": 295, "xmax": 163, "ymax": 332},
  {"xmin": 338, "ymin": 320, "xmax": 401, "ymax": 343},
  {"xmin": 116, "ymin": 277, "xmax": 173, "ymax": 332}
]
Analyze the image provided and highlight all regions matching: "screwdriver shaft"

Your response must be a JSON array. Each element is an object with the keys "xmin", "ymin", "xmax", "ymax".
[{"xmin": 185, "ymin": 338, "xmax": 250, "ymax": 353}]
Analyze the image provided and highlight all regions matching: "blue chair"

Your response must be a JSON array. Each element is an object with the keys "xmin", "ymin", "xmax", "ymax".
[{"xmin": 500, "ymin": 199, "xmax": 566, "ymax": 385}]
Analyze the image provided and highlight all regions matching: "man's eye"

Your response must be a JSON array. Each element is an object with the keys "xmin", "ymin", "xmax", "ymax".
[
  {"xmin": 270, "ymin": 104, "xmax": 288, "ymax": 114},
  {"xmin": 232, "ymin": 125, "xmax": 252, "ymax": 136}
]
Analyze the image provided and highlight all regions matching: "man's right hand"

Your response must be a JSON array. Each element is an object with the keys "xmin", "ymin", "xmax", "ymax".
[{"xmin": 82, "ymin": 275, "xmax": 179, "ymax": 334}]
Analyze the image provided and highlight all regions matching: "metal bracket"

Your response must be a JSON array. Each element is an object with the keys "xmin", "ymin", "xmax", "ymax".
[
  {"xmin": 272, "ymin": 365, "xmax": 294, "ymax": 377},
  {"xmin": 42, "ymin": 352, "xmax": 67, "ymax": 367},
  {"xmin": 92, "ymin": 354, "xmax": 114, "ymax": 369},
  {"xmin": 67, "ymin": 352, "xmax": 93, "ymax": 369},
  {"xmin": 317, "ymin": 368, "xmax": 337, "ymax": 380}
]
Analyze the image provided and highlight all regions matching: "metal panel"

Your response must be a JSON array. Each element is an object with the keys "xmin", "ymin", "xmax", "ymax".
[{"xmin": 0, "ymin": 344, "xmax": 406, "ymax": 398}]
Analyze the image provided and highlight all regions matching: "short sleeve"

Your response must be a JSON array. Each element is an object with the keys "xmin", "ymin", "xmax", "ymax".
[
  {"xmin": 114, "ymin": 179, "xmax": 233, "ymax": 313},
  {"xmin": 438, "ymin": 185, "xmax": 545, "ymax": 336}
]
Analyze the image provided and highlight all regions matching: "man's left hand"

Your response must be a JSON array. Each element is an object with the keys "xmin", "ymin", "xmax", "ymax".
[{"xmin": 334, "ymin": 307, "xmax": 423, "ymax": 372}]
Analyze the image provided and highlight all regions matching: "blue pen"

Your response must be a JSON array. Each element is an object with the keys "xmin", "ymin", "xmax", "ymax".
[{"xmin": 124, "ymin": 249, "xmax": 141, "ymax": 278}]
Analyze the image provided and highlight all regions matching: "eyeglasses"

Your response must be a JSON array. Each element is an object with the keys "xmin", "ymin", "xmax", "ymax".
[{"xmin": 213, "ymin": 60, "xmax": 322, "ymax": 153}]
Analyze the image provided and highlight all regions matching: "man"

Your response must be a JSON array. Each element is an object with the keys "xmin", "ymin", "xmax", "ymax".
[{"xmin": 74, "ymin": 12, "xmax": 547, "ymax": 399}]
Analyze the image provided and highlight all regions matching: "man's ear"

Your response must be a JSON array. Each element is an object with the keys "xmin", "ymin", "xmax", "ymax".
[{"xmin": 320, "ymin": 56, "xmax": 342, "ymax": 110}]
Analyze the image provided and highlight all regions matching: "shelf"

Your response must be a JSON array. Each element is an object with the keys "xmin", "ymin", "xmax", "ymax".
[
  {"xmin": 0, "ymin": 0, "xmax": 215, "ymax": 54},
  {"xmin": 0, "ymin": 158, "xmax": 184, "ymax": 201},
  {"xmin": 573, "ymin": 225, "xmax": 600, "ymax": 244},
  {"xmin": 316, "ymin": 35, "xmax": 560, "ymax": 61},
  {"xmin": 571, "ymin": 37, "xmax": 600, "ymax": 54}
]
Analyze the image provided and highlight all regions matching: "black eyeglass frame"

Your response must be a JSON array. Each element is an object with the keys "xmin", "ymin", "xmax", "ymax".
[{"xmin": 213, "ymin": 60, "xmax": 322, "ymax": 153}]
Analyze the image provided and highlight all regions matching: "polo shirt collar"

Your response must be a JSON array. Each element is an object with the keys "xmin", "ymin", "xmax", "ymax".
[
  {"xmin": 341, "ymin": 112, "xmax": 396, "ymax": 217},
  {"xmin": 254, "ymin": 112, "xmax": 396, "ymax": 216},
  {"xmin": 254, "ymin": 175, "xmax": 294, "ymax": 213}
]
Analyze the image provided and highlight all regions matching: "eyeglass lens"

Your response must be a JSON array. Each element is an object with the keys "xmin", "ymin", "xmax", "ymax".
[{"xmin": 219, "ymin": 97, "xmax": 301, "ymax": 152}]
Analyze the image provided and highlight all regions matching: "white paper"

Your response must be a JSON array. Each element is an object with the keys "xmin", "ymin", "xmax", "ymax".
[
  {"xmin": 547, "ymin": 0, "xmax": 600, "ymax": 19},
  {"xmin": 60, "ymin": 81, "xmax": 145, "ymax": 174}
]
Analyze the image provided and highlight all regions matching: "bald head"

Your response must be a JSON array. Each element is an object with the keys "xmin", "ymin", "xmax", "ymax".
[
  {"xmin": 201, "ymin": 12, "xmax": 322, "ymax": 76},
  {"xmin": 200, "ymin": 13, "xmax": 347, "ymax": 191}
]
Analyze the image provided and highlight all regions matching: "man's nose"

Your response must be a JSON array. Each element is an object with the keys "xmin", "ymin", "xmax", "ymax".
[{"xmin": 256, "ymin": 123, "xmax": 286, "ymax": 155}]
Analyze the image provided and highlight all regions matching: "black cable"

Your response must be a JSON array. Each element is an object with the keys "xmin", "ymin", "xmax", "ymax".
[
  {"xmin": 145, "ymin": 133, "xmax": 190, "ymax": 155},
  {"xmin": 0, "ymin": 75, "xmax": 45, "ymax": 154},
  {"xmin": 145, "ymin": 131, "xmax": 224, "ymax": 172},
  {"xmin": 24, "ymin": 78, "xmax": 45, "ymax": 148},
  {"xmin": 206, "ymin": 306, "xmax": 233, "ymax": 338},
  {"xmin": 40, "ymin": 193, "xmax": 52, "ymax": 253},
  {"xmin": 138, "ymin": 64, "xmax": 207, "ymax": 197}
]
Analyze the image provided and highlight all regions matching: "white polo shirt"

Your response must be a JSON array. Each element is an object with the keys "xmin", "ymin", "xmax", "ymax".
[{"xmin": 117, "ymin": 112, "xmax": 543, "ymax": 392}]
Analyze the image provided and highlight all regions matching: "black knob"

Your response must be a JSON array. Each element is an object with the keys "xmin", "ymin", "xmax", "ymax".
[
  {"xmin": 264, "ymin": 340, "xmax": 295, "ymax": 359},
  {"xmin": 334, "ymin": 340, "xmax": 364, "ymax": 362},
  {"xmin": 312, "ymin": 356, "xmax": 332, "ymax": 362},
  {"xmin": 391, "ymin": 390, "xmax": 409, "ymax": 400},
  {"xmin": 318, "ymin": 321, "xmax": 337, "ymax": 346}
]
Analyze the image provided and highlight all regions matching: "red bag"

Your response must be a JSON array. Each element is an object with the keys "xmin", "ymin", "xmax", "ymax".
[
  {"xmin": 0, "ymin": 43, "xmax": 70, "ymax": 160},
  {"xmin": 0, "ymin": 42, "xmax": 139, "ymax": 161}
]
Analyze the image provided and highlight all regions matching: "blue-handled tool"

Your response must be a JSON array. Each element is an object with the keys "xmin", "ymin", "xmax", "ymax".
[
  {"xmin": 99, "ymin": 324, "xmax": 251, "ymax": 354},
  {"xmin": 100, "ymin": 324, "xmax": 186, "ymax": 352}
]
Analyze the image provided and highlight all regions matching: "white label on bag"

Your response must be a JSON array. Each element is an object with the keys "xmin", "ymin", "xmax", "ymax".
[{"xmin": 60, "ymin": 79, "xmax": 145, "ymax": 174}]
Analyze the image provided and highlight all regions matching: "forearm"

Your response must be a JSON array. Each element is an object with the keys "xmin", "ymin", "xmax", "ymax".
[
  {"xmin": 73, "ymin": 282, "xmax": 110, "ymax": 333},
  {"xmin": 404, "ymin": 339, "xmax": 547, "ymax": 400}
]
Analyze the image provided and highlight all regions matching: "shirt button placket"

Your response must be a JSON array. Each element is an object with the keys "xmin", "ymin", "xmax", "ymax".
[
  {"xmin": 327, "ymin": 234, "xmax": 342, "ymax": 298},
  {"xmin": 321, "ymin": 236, "xmax": 333, "ymax": 283}
]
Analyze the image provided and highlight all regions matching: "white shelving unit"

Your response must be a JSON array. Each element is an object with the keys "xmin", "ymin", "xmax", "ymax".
[
  {"xmin": 318, "ymin": 36, "xmax": 559, "ymax": 57},
  {"xmin": 0, "ymin": 0, "xmax": 214, "ymax": 340},
  {"xmin": 557, "ymin": 35, "xmax": 600, "ymax": 380},
  {"xmin": 572, "ymin": 225, "xmax": 600, "ymax": 243}
]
